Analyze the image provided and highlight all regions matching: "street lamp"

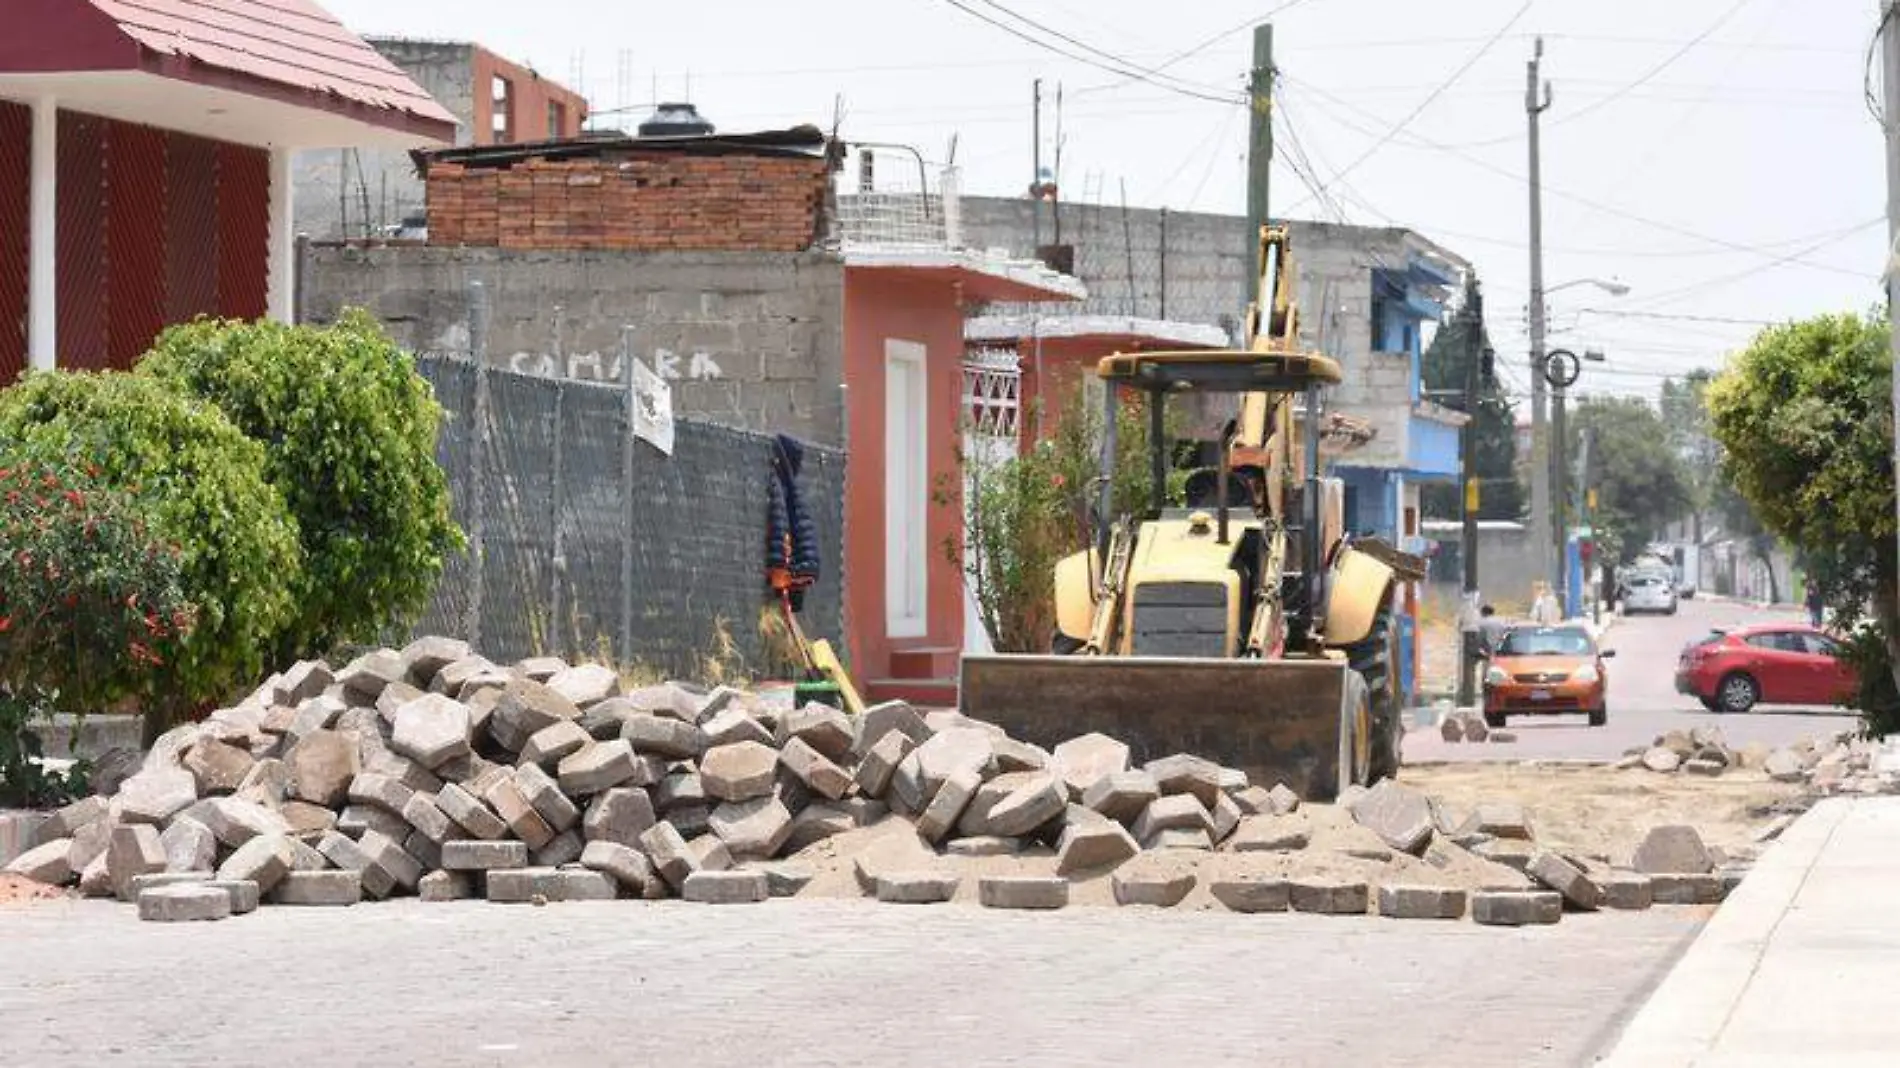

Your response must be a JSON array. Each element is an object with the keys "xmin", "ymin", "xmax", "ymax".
[{"xmin": 1544, "ymin": 281, "xmax": 1629, "ymax": 618}]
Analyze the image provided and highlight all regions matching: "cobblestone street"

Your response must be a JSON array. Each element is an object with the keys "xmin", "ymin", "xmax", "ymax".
[{"xmin": 0, "ymin": 898, "xmax": 1702, "ymax": 1067}]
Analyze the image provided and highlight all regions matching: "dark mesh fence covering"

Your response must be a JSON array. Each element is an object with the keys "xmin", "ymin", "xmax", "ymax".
[{"xmin": 411, "ymin": 354, "xmax": 845, "ymax": 677}]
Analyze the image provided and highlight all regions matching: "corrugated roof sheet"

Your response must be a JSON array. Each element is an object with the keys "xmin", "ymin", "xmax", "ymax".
[{"xmin": 90, "ymin": 0, "xmax": 456, "ymax": 128}]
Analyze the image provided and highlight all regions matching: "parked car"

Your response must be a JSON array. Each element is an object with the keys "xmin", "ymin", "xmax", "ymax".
[
  {"xmin": 1483, "ymin": 624, "xmax": 1614, "ymax": 728},
  {"xmin": 1623, "ymin": 573, "xmax": 1678, "ymax": 615},
  {"xmin": 1675, "ymin": 623, "xmax": 1857, "ymax": 713}
]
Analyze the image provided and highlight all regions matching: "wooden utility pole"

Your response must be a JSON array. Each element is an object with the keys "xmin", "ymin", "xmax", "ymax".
[
  {"xmin": 1245, "ymin": 25, "xmax": 1274, "ymax": 288},
  {"xmin": 1458, "ymin": 278, "xmax": 1485, "ymax": 707}
]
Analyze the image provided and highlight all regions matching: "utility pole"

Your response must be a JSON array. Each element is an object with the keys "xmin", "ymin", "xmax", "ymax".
[
  {"xmin": 1551, "ymin": 368, "xmax": 1568, "ymax": 606},
  {"xmin": 1031, "ymin": 78, "xmax": 1043, "ymax": 249},
  {"xmin": 1525, "ymin": 37, "xmax": 1555, "ymax": 593},
  {"xmin": 1574, "ymin": 425, "xmax": 1595, "ymax": 621},
  {"xmin": 1884, "ymin": 2, "xmax": 1900, "ymax": 609},
  {"xmin": 1246, "ymin": 24, "xmax": 1274, "ymax": 288},
  {"xmin": 1458, "ymin": 277, "xmax": 1485, "ymax": 708}
]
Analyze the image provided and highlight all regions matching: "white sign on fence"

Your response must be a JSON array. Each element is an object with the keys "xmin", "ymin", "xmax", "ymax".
[{"xmin": 629, "ymin": 358, "xmax": 676, "ymax": 457}]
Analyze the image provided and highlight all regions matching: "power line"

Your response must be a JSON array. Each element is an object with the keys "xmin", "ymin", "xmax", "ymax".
[
  {"xmin": 1283, "ymin": 72, "xmax": 1875, "ymax": 278},
  {"xmin": 1074, "ymin": 0, "xmax": 1320, "ymax": 98},
  {"xmin": 1624, "ymin": 217, "xmax": 1885, "ymax": 309},
  {"xmin": 1575, "ymin": 308, "xmax": 1785, "ymax": 326},
  {"xmin": 1299, "ymin": 0, "xmax": 1533, "ymax": 206},
  {"xmin": 936, "ymin": 0, "xmax": 1245, "ymax": 105}
]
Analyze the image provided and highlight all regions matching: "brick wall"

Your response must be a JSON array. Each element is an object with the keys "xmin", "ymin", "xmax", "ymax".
[{"xmin": 426, "ymin": 154, "xmax": 829, "ymax": 253}]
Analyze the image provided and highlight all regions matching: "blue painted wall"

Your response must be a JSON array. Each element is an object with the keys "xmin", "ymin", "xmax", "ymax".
[{"xmin": 1407, "ymin": 414, "xmax": 1462, "ymax": 480}]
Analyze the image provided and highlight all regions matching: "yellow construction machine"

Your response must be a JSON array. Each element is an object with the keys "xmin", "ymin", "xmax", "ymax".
[{"xmin": 958, "ymin": 225, "xmax": 1422, "ymax": 800}]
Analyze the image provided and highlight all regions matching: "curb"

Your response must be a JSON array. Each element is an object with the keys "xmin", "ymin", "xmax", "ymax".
[{"xmin": 1594, "ymin": 797, "xmax": 1862, "ymax": 1066}]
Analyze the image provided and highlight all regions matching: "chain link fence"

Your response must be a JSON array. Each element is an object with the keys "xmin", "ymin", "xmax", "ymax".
[{"xmin": 409, "ymin": 341, "xmax": 845, "ymax": 679}]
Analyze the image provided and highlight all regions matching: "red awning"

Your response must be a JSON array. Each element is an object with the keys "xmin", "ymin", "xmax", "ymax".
[{"xmin": 1, "ymin": 0, "xmax": 455, "ymax": 142}]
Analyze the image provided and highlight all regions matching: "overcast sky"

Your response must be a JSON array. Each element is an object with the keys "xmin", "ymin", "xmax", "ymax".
[{"xmin": 324, "ymin": 0, "xmax": 1889, "ymax": 404}]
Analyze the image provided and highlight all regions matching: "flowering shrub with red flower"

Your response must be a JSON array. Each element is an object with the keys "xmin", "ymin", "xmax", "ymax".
[{"xmin": 0, "ymin": 458, "xmax": 195, "ymax": 711}]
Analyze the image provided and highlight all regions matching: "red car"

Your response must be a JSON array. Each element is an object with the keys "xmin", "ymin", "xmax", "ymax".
[{"xmin": 1675, "ymin": 623, "xmax": 1857, "ymax": 713}]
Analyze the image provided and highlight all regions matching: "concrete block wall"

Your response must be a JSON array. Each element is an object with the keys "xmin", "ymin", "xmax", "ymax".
[{"xmin": 300, "ymin": 245, "xmax": 846, "ymax": 446}]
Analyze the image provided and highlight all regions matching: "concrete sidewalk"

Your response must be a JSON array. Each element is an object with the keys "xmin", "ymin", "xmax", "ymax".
[{"xmin": 1599, "ymin": 791, "xmax": 1900, "ymax": 1066}]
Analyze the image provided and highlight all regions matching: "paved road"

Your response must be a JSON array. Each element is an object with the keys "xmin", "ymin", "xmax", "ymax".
[
  {"xmin": 0, "ymin": 897, "xmax": 1702, "ymax": 1067},
  {"xmin": 1404, "ymin": 598, "xmax": 1861, "ymax": 764}
]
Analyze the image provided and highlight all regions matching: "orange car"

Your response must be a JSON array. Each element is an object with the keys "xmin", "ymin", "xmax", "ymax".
[{"xmin": 1482, "ymin": 624, "xmax": 1615, "ymax": 728}]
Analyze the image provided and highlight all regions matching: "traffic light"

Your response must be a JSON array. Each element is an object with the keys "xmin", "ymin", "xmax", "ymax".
[{"xmin": 1481, "ymin": 347, "xmax": 1496, "ymax": 386}]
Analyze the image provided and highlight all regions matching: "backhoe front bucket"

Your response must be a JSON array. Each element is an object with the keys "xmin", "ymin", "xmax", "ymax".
[{"xmin": 959, "ymin": 654, "xmax": 1362, "ymax": 802}]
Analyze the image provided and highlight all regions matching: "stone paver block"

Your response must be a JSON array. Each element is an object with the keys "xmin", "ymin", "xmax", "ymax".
[
  {"xmin": 560, "ymin": 868, "xmax": 619, "ymax": 901},
  {"xmin": 117, "ymin": 769, "xmax": 198, "ymax": 826},
  {"xmin": 1378, "ymin": 884, "xmax": 1467, "ymax": 920},
  {"xmin": 275, "ymin": 659, "xmax": 334, "ymax": 705},
  {"xmin": 1144, "ymin": 753, "xmax": 1224, "ymax": 808},
  {"xmin": 909, "ymin": 728, "xmax": 998, "ymax": 799},
  {"xmin": 347, "ymin": 773, "xmax": 416, "ymax": 818},
  {"xmin": 639, "ymin": 823, "xmax": 698, "ymax": 891},
  {"xmin": 1148, "ymin": 828, "xmax": 1215, "ymax": 850},
  {"xmin": 183, "ymin": 738, "xmax": 255, "ymax": 796},
  {"xmin": 1642, "ymin": 747, "xmax": 1682, "ymax": 773},
  {"xmin": 1267, "ymin": 783, "xmax": 1302, "ymax": 816},
  {"xmin": 978, "ymin": 874, "xmax": 1068, "ymax": 910},
  {"xmin": 1231, "ymin": 815, "xmax": 1311, "ymax": 852},
  {"xmin": 577, "ymin": 696, "xmax": 640, "ymax": 741},
  {"xmin": 279, "ymin": 801, "xmax": 337, "ymax": 840},
  {"xmin": 1084, "ymin": 770, "xmax": 1161, "ymax": 824},
  {"xmin": 875, "ymin": 870, "xmax": 960, "ymax": 904},
  {"xmin": 138, "ymin": 884, "xmax": 231, "ymax": 922},
  {"xmin": 522, "ymin": 720, "xmax": 592, "ymax": 770},
  {"xmin": 985, "ymin": 774, "xmax": 1067, "ymax": 838},
  {"xmin": 547, "ymin": 664, "xmax": 621, "ymax": 708},
  {"xmin": 357, "ymin": 829, "xmax": 423, "ymax": 892},
  {"xmin": 107, "ymin": 824, "xmax": 167, "ymax": 900},
  {"xmin": 1650, "ymin": 873, "xmax": 1724, "ymax": 905},
  {"xmin": 784, "ymin": 804, "xmax": 854, "ymax": 853},
  {"xmin": 390, "ymin": 693, "xmax": 472, "ymax": 769},
  {"xmin": 666, "ymin": 805, "xmax": 712, "ymax": 839},
  {"xmin": 1528, "ymin": 850, "xmax": 1603, "ymax": 910},
  {"xmin": 776, "ymin": 703, "xmax": 857, "ymax": 763},
  {"xmin": 66, "ymin": 819, "xmax": 112, "ymax": 873},
  {"xmin": 215, "ymin": 834, "xmax": 295, "ymax": 894},
  {"xmin": 699, "ymin": 741, "xmax": 782, "ymax": 803},
  {"xmin": 1210, "ymin": 791, "xmax": 1242, "ymax": 843},
  {"xmin": 1211, "ymin": 877, "xmax": 1292, "ymax": 914},
  {"xmin": 1456, "ymin": 803, "xmax": 1535, "ymax": 841},
  {"xmin": 315, "ymin": 832, "xmax": 395, "ymax": 899},
  {"xmin": 620, "ymin": 714, "xmax": 707, "ymax": 760},
  {"xmin": 271, "ymin": 870, "xmax": 362, "ymax": 906},
  {"xmin": 33, "ymin": 797, "xmax": 106, "ymax": 846},
  {"xmin": 1132, "ymin": 794, "xmax": 1213, "ymax": 843},
  {"xmin": 1763, "ymin": 748, "xmax": 1806, "ymax": 783},
  {"xmin": 418, "ymin": 869, "xmax": 475, "ymax": 902},
  {"xmin": 159, "ymin": 817, "xmax": 216, "ymax": 874},
  {"xmin": 485, "ymin": 867, "xmax": 566, "ymax": 904},
  {"xmin": 513, "ymin": 764, "xmax": 580, "ymax": 833},
  {"xmin": 442, "ymin": 840, "xmax": 530, "ymax": 871},
  {"xmin": 946, "ymin": 836, "xmax": 1021, "ymax": 857},
  {"xmin": 1051, "ymin": 732, "xmax": 1130, "ymax": 797},
  {"xmin": 992, "ymin": 736, "xmax": 1051, "ymax": 773},
  {"xmin": 515, "ymin": 656, "xmax": 568, "ymax": 683},
  {"xmin": 709, "ymin": 796, "xmax": 794, "ymax": 859},
  {"xmin": 1290, "ymin": 878, "xmax": 1370, "ymax": 915},
  {"xmin": 128, "ymin": 871, "xmax": 211, "ymax": 896},
  {"xmin": 557, "ymin": 739, "xmax": 641, "ymax": 797},
  {"xmin": 401, "ymin": 792, "xmax": 456, "ymax": 844},
  {"xmin": 403, "ymin": 831, "xmax": 442, "ymax": 872},
  {"xmin": 1348, "ymin": 780, "xmax": 1435, "ymax": 855},
  {"xmin": 687, "ymin": 834, "xmax": 734, "ymax": 874},
  {"xmin": 340, "ymin": 650, "xmax": 407, "ymax": 700},
  {"xmin": 201, "ymin": 798, "xmax": 292, "ymax": 849},
  {"xmin": 532, "ymin": 829, "xmax": 585, "ymax": 868},
  {"xmin": 336, "ymin": 804, "xmax": 411, "ymax": 843},
  {"xmin": 1683, "ymin": 758, "xmax": 1725, "ymax": 776},
  {"xmin": 778, "ymin": 737, "xmax": 853, "ymax": 800},
  {"xmin": 76, "ymin": 854, "xmax": 112, "ymax": 898},
  {"xmin": 656, "ymin": 771, "xmax": 709, "ymax": 813},
  {"xmin": 6, "ymin": 839, "xmax": 74, "ymax": 884},
  {"xmin": 490, "ymin": 680, "xmax": 582, "ymax": 752},
  {"xmin": 620, "ymin": 682, "xmax": 703, "ymax": 723},
  {"xmin": 401, "ymin": 636, "xmax": 470, "ymax": 685},
  {"xmin": 437, "ymin": 783, "xmax": 508, "ymax": 840},
  {"xmin": 854, "ymin": 731, "xmax": 915, "ymax": 800},
  {"xmin": 582, "ymin": 787, "xmax": 657, "ymax": 848},
  {"xmin": 1600, "ymin": 872, "xmax": 1655, "ymax": 910},
  {"xmin": 1472, "ymin": 890, "xmax": 1564, "ymax": 926},
  {"xmin": 1230, "ymin": 785, "xmax": 1275, "ymax": 817},
  {"xmin": 700, "ymin": 708, "xmax": 774, "ymax": 749},
  {"xmin": 749, "ymin": 862, "xmax": 814, "ymax": 898},
  {"xmin": 683, "ymin": 869, "xmax": 770, "ymax": 904},
  {"xmin": 579, "ymin": 840, "xmax": 652, "ymax": 891},
  {"xmin": 1112, "ymin": 867, "xmax": 1195, "ymax": 908},
  {"xmin": 916, "ymin": 766, "xmax": 981, "ymax": 844},
  {"xmin": 855, "ymin": 700, "xmax": 932, "ymax": 757},
  {"xmin": 1631, "ymin": 825, "xmax": 1714, "ymax": 875},
  {"xmin": 1056, "ymin": 817, "xmax": 1140, "ymax": 875}
]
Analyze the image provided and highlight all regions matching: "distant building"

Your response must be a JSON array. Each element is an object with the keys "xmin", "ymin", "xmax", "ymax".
[{"xmin": 292, "ymin": 38, "xmax": 588, "ymax": 240}]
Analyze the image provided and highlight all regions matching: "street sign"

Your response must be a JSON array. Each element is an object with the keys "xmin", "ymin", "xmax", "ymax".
[{"xmin": 1543, "ymin": 348, "xmax": 1581, "ymax": 388}]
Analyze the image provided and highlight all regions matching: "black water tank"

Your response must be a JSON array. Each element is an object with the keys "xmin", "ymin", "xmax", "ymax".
[{"xmin": 638, "ymin": 103, "xmax": 714, "ymax": 137}]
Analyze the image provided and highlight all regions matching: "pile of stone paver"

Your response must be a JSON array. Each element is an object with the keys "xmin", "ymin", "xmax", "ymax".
[
  {"xmin": 3, "ymin": 637, "xmax": 1748, "ymax": 925},
  {"xmin": 1613, "ymin": 725, "xmax": 1899, "ymax": 795}
]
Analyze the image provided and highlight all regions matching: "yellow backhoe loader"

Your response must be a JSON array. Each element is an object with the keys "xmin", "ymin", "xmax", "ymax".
[{"xmin": 958, "ymin": 225, "xmax": 1423, "ymax": 800}]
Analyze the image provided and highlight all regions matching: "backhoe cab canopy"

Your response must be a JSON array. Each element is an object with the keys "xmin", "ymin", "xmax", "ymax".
[{"xmin": 1095, "ymin": 349, "xmax": 1343, "ymax": 393}]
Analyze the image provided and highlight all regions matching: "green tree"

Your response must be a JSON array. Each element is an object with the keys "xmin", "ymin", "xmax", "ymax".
[
  {"xmin": 1658, "ymin": 370, "xmax": 1722, "ymax": 540},
  {"xmin": 1568, "ymin": 396, "xmax": 1691, "ymax": 564},
  {"xmin": 0, "ymin": 372, "xmax": 302, "ymax": 740},
  {"xmin": 1420, "ymin": 311, "xmax": 1522, "ymax": 520},
  {"xmin": 1707, "ymin": 311, "xmax": 1896, "ymax": 732},
  {"xmin": 140, "ymin": 311, "xmax": 464, "ymax": 660}
]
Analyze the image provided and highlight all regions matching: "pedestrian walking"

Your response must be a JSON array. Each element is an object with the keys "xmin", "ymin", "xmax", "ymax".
[
  {"xmin": 1529, "ymin": 581, "xmax": 1562, "ymax": 625},
  {"xmin": 1806, "ymin": 583, "xmax": 1825, "ymax": 629}
]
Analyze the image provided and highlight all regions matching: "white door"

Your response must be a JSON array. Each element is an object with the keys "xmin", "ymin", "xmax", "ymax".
[{"xmin": 885, "ymin": 339, "xmax": 929, "ymax": 639}]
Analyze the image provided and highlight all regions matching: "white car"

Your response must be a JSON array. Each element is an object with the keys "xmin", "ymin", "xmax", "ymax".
[{"xmin": 1624, "ymin": 573, "xmax": 1678, "ymax": 615}]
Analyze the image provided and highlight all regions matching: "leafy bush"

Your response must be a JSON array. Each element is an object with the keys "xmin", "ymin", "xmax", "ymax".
[
  {"xmin": 140, "ymin": 311, "xmax": 464, "ymax": 658},
  {"xmin": 0, "ymin": 458, "xmax": 196, "ymax": 803},
  {"xmin": 0, "ymin": 372, "xmax": 301, "ymax": 735}
]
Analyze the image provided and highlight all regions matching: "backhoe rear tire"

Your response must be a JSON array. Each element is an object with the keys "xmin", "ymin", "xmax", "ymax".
[{"xmin": 1346, "ymin": 603, "xmax": 1402, "ymax": 784}]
